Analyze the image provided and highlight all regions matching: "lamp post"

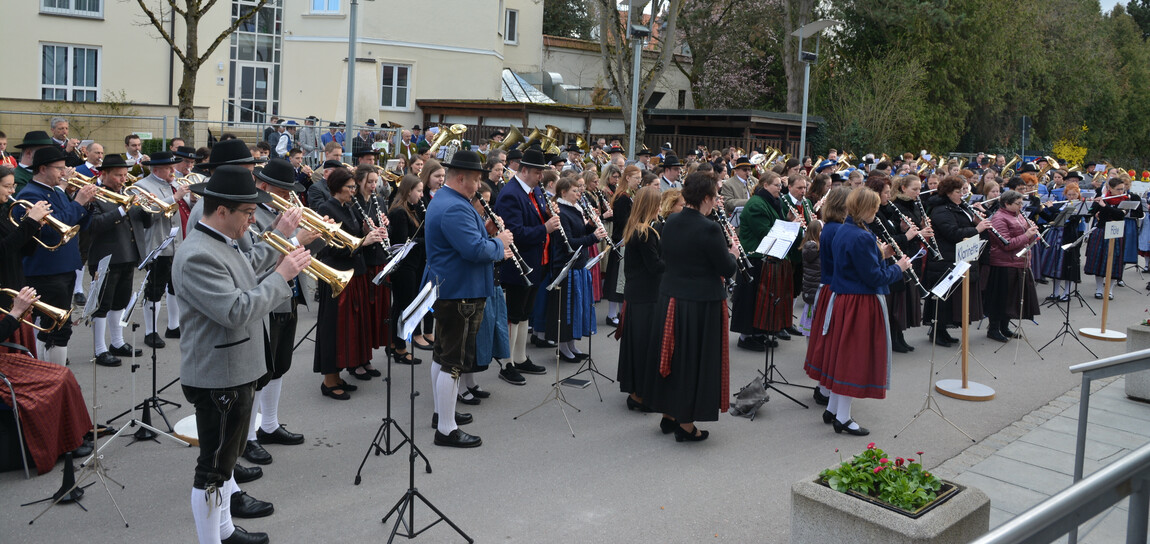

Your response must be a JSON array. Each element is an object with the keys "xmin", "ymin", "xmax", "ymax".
[
  {"xmin": 344, "ymin": 0, "xmax": 359, "ymax": 163},
  {"xmin": 626, "ymin": 0, "xmax": 650, "ymax": 162},
  {"xmin": 791, "ymin": 19, "xmax": 841, "ymax": 164}
]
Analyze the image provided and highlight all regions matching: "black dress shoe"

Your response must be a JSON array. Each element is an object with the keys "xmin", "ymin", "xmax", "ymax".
[
  {"xmin": 242, "ymin": 440, "xmax": 273, "ymax": 465},
  {"xmin": 222, "ymin": 526, "xmax": 270, "ymax": 544},
  {"xmin": 143, "ymin": 333, "xmax": 165, "ymax": 349},
  {"xmin": 626, "ymin": 396, "xmax": 654, "ymax": 412},
  {"xmin": 776, "ymin": 329, "xmax": 791, "ymax": 341},
  {"xmin": 892, "ymin": 340, "xmax": 910, "ymax": 353},
  {"xmin": 108, "ymin": 343, "xmax": 143, "ymax": 357},
  {"xmin": 987, "ymin": 328, "xmax": 1008, "ymax": 343},
  {"xmin": 1000, "ymin": 323, "xmax": 1022, "ymax": 339},
  {"xmin": 349, "ymin": 366, "xmax": 373, "ymax": 380},
  {"xmin": 70, "ymin": 438, "xmax": 93, "ymax": 458},
  {"xmin": 434, "ymin": 429, "xmax": 482, "ymax": 448},
  {"xmin": 232, "ymin": 464, "xmax": 263, "ymax": 484},
  {"xmin": 257, "ymin": 424, "xmax": 305, "ymax": 446},
  {"xmin": 822, "ymin": 410, "xmax": 835, "ymax": 424},
  {"xmin": 230, "ymin": 491, "xmax": 274, "ymax": 518},
  {"xmin": 467, "ymin": 385, "xmax": 491, "ymax": 399},
  {"xmin": 391, "ymin": 350, "xmax": 422, "ymax": 365},
  {"xmin": 431, "ymin": 412, "xmax": 473, "ymax": 428},
  {"xmin": 72, "ymin": 292, "xmax": 87, "ymax": 306},
  {"xmin": 659, "ymin": 417, "xmax": 677, "ymax": 434},
  {"xmin": 531, "ymin": 335, "xmax": 558, "ymax": 348},
  {"xmin": 832, "ymin": 418, "xmax": 870, "ymax": 436},
  {"xmin": 363, "ymin": 365, "xmax": 382, "ymax": 377},
  {"xmin": 457, "ymin": 390, "xmax": 481, "ymax": 405},
  {"xmin": 513, "ymin": 358, "xmax": 547, "ymax": 375},
  {"xmin": 605, "ymin": 316, "xmax": 620, "ymax": 327},
  {"xmin": 813, "ymin": 388, "xmax": 830, "ymax": 406},
  {"xmin": 737, "ymin": 336, "xmax": 766, "ymax": 352},
  {"xmin": 164, "ymin": 327, "xmax": 181, "ymax": 339},
  {"xmin": 94, "ymin": 352, "xmax": 122, "ymax": 367},
  {"xmin": 673, "ymin": 425, "xmax": 709, "ymax": 442},
  {"xmin": 499, "ymin": 365, "xmax": 526, "ymax": 385},
  {"xmin": 785, "ymin": 326, "xmax": 803, "ymax": 336},
  {"xmin": 559, "ymin": 352, "xmax": 581, "ymax": 363}
]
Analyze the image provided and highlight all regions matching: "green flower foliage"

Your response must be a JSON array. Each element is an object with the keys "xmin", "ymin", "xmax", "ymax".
[{"xmin": 819, "ymin": 443, "xmax": 943, "ymax": 513}]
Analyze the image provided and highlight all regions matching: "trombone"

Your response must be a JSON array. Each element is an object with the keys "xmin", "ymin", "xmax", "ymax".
[
  {"xmin": 1, "ymin": 287, "xmax": 71, "ymax": 332},
  {"xmin": 123, "ymin": 186, "xmax": 179, "ymax": 218},
  {"xmin": 7, "ymin": 200, "xmax": 80, "ymax": 251},
  {"xmin": 259, "ymin": 231, "xmax": 353, "ymax": 297},
  {"xmin": 266, "ymin": 193, "xmax": 363, "ymax": 251}
]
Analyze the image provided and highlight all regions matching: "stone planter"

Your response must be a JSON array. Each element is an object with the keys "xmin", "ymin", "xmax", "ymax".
[
  {"xmin": 1125, "ymin": 324, "xmax": 1150, "ymax": 402},
  {"xmin": 791, "ymin": 475, "xmax": 990, "ymax": 544}
]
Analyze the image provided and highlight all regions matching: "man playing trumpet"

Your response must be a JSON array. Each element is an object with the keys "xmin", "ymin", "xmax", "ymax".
[{"xmin": 133, "ymin": 151, "xmax": 189, "ymax": 348}]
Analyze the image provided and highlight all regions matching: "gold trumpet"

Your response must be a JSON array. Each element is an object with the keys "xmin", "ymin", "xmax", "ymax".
[
  {"xmin": 8, "ymin": 200, "xmax": 80, "ymax": 250},
  {"xmin": 67, "ymin": 174, "xmax": 135, "ymax": 209},
  {"xmin": 123, "ymin": 186, "xmax": 179, "ymax": 217},
  {"xmin": 266, "ymin": 193, "xmax": 363, "ymax": 250},
  {"xmin": 1, "ymin": 287, "xmax": 71, "ymax": 332},
  {"xmin": 173, "ymin": 173, "xmax": 207, "ymax": 187},
  {"xmin": 259, "ymin": 232, "xmax": 353, "ymax": 297}
]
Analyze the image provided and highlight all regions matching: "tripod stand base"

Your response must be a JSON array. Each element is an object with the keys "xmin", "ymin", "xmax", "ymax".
[
  {"xmin": 1079, "ymin": 327, "xmax": 1126, "ymax": 342},
  {"xmin": 935, "ymin": 379, "xmax": 995, "ymax": 401}
]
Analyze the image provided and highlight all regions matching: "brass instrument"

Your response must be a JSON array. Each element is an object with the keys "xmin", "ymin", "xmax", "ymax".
[
  {"xmin": 260, "ymin": 231, "xmax": 353, "ymax": 297},
  {"xmin": 1, "ymin": 288, "xmax": 71, "ymax": 332},
  {"xmin": 749, "ymin": 153, "xmax": 769, "ymax": 176},
  {"xmin": 8, "ymin": 200, "xmax": 80, "ymax": 250},
  {"xmin": 427, "ymin": 124, "xmax": 468, "ymax": 156},
  {"xmin": 123, "ymin": 186, "xmax": 179, "ymax": 218},
  {"xmin": 1000, "ymin": 154, "xmax": 1022, "ymax": 178},
  {"xmin": 575, "ymin": 135, "xmax": 591, "ymax": 156},
  {"xmin": 67, "ymin": 174, "xmax": 135, "ymax": 209},
  {"xmin": 1037, "ymin": 156, "xmax": 1061, "ymax": 182},
  {"xmin": 266, "ymin": 193, "xmax": 362, "ymax": 250},
  {"xmin": 173, "ymin": 173, "xmax": 207, "ymax": 187},
  {"xmin": 476, "ymin": 196, "xmax": 533, "ymax": 284},
  {"xmin": 495, "ymin": 125, "xmax": 525, "ymax": 152},
  {"xmin": 538, "ymin": 125, "xmax": 563, "ymax": 152},
  {"xmin": 517, "ymin": 127, "xmax": 544, "ymax": 151},
  {"xmin": 378, "ymin": 167, "xmax": 402, "ymax": 186},
  {"xmin": 124, "ymin": 172, "xmax": 139, "ymax": 185}
]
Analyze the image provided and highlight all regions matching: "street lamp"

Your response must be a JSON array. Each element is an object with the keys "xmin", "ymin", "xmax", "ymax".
[
  {"xmin": 791, "ymin": 19, "xmax": 841, "ymax": 164},
  {"xmin": 627, "ymin": 0, "xmax": 650, "ymax": 162}
]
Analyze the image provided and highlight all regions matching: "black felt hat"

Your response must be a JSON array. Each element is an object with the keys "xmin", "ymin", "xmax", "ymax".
[
  {"xmin": 174, "ymin": 146, "xmax": 204, "ymax": 160},
  {"xmin": 661, "ymin": 155, "xmax": 682, "ymax": 168},
  {"xmin": 189, "ymin": 165, "xmax": 271, "ymax": 204},
  {"xmin": 98, "ymin": 154, "xmax": 129, "ymax": 170},
  {"xmin": 17, "ymin": 131, "xmax": 54, "ymax": 149},
  {"xmin": 203, "ymin": 139, "xmax": 261, "ymax": 167},
  {"xmin": 31, "ymin": 146, "xmax": 68, "ymax": 169},
  {"xmin": 141, "ymin": 152, "xmax": 181, "ymax": 166},
  {"xmin": 255, "ymin": 158, "xmax": 307, "ymax": 192},
  {"xmin": 519, "ymin": 149, "xmax": 548, "ymax": 169},
  {"xmin": 732, "ymin": 156, "xmax": 753, "ymax": 170},
  {"xmin": 506, "ymin": 149, "xmax": 524, "ymax": 161},
  {"xmin": 443, "ymin": 150, "xmax": 491, "ymax": 175}
]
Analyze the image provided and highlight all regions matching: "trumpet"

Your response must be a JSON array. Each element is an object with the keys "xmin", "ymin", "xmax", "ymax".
[
  {"xmin": 1, "ymin": 288, "xmax": 71, "ymax": 332},
  {"xmin": 476, "ymin": 196, "xmax": 533, "ymax": 284},
  {"xmin": 173, "ymin": 173, "xmax": 207, "ymax": 187},
  {"xmin": 266, "ymin": 193, "xmax": 362, "ymax": 250},
  {"xmin": 124, "ymin": 186, "xmax": 179, "ymax": 218},
  {"xmin": 260, "ymin": 231, "xmax": 353, "ymax": 297},
  {"xmin": 8, "ymin": 200, "xmax": 80, "ymax": 251},
  {"xmin": 68, "ymin": 174, "xmax": 135, "ymax": 209}
]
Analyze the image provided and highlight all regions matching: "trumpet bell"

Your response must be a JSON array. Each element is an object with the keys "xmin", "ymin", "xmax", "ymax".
[
  {"xmin": 259, "ymin": 232, "xmax": 353, "ymax": 297},
  {"xmin": 124, "ymin": 186, "xmax": 178, "ymax": 217},
  {"xmin": 8, "ymin": 200, "xmax": 79, "ymax": 250},
  {"xmin": 1, "ymin": 287, "xmax": 71, "ymax": 332}
]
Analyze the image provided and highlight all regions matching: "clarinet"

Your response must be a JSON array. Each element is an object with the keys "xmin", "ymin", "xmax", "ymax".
[
  {"xmin": 547, "ymin": 197, "xmax": 575, "ymax": 254},
  {"xmin": 713, "ymin": 203, "xmax": 753, "ymax": 281},
  {"xmin": 781, "ymin": 195, "xmax": 807, "ymax": 229},
  {"xmin": 370, "ymin": 193, "xmax": 390, "ymax": 247},
  {"xmin": 891, "ymin": 202, "xmax": 943, "ymax": 260},
  {"xmin": 961, "ymin": 201, "xmax": 1010, "ymax": 246},
  {"xmin": 913, "ymin": 197, "xmax": 945, "ymax": 259},
  {"xmin": 870, "ymin": 219, "xmax": 930, "ymax": 297},
  {"xmin": 1027, "ymin": 217, "xmax": 1050, "ymax": 248},
  {"xmin": 579, "ymin": 195, "xmax": 621, "ymax": 255},
  {"xmin": 477, "ymin": 196, "xmax": 533, "ymax": 284}
]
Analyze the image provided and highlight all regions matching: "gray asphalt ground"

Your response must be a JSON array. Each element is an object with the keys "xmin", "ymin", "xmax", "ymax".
[{"xmin": 0, "ymin": 274, "xmax": 1144, "ymax": 543}]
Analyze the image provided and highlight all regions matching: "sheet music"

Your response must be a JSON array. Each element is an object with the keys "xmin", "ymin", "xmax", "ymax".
[
  {"xmin": 754, "ymin": 220, "xmax": 800, "ymax": 260},
  {"xmin": 400, "ymin": 282, "xmax": 437, "ymax": 340}
]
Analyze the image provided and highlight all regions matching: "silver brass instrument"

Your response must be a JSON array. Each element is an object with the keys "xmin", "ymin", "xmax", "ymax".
[
  {"xmin": 477, "ymin": 196, "xmax": 533, "ymax": 284},
  {"xmin": 260, "ymin": 231, "xmax": 353, "ymax": 297},
  {"xmin": 1, "ymin": 287, "xmax": 71, "ymax": 332},
  {"xmin": 8, "ymin": 200, "xmax": 80, "ymax": 250}
]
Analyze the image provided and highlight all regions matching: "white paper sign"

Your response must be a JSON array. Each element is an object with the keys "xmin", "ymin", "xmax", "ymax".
[
  {"xmin": 955, "ymin": 236, "xmax": 983, "ymax": 263},
  {"xmin": 1130, "ymin": 181, "xmax": 1150, "ymax": 196},
  {"xmin": 1106, "ymin": 221, "xmax": 1125, "ymax": 239},
  {"xmin": 931, "ymin": 261, "xmax": 971, "ymax": 299}
]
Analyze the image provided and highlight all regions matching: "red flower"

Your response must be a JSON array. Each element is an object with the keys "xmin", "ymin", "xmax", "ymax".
[
  {"xmin": 835, "ymin": 448, "xmax": 839, "ymax": 453},
  {"xmin": 880, "ymin": 458, "xmax": 890, "ymax": 464},
  {"xmin": 917, "ymin": 451, "xmax": 924, "ymax": 456},
  {"xmin": 907, "ymin": 458, "xmax": 915, "ymax": 463},
  {"xmin": 867, "ymin": 442, "xmax": 876, "ymax": 450},
  {"xmin": 873, "ymin": 466, "xmax": 884, "ymax": 474},
  {"xmin": 895, "ymin": 457, "xmax": 905, "ymax": 467}
]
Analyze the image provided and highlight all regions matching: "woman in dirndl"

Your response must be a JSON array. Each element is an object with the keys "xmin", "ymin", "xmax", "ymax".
[
  {"xmin": 1038, "ymin": 180, "xmax": 1084, "ymax": 301},
  {"xmin": 351, "ymin": 166, "xmax": 390, "ymax": 374},
  {"xmin": 543, "ymin": 177, "xmax": 606, "ymax": 361},
  {"xmin": 1085, "ymin": 177, "xmax": 1143, "ymax": 299},
  {"xmin": 804, "ymin": 186, "xmax": 852, "ymax": 413},
  {"xmin": 984, "ymin": 190, "xmax": 1042, "ymax": 342},
  {"xmin": 314, "ymin": 167, "xmax": 388, "ymax": 399},
  {"xmin": 890, "ymin": 176, "xmax": 931, "ymax": 347},
  {"xmin": 648, "ymin": 173, "xmax": 738, "ymax": 442},
  {"xmin": 867, "ymin": 174, "xmax": 920, "ymax": 354},
  {"xmin": 810, "ymin": 188, "xmax": 910, "ymax": 436},
  {"xmin": 616, "ymin": 186, "xmax": 664, "ymax": 412},
  {"xmin": 602, "ymin": 165, "xmax": 640, "ymax": 326},
  {"xmin": 731, "ymin": 171, "xmax": 796, "ymax": 351}
]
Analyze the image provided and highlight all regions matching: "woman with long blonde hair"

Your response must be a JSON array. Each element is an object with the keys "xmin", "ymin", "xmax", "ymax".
[{"xmin": 617, "ymin": 186, "xmax": 664, "ymax": 411}]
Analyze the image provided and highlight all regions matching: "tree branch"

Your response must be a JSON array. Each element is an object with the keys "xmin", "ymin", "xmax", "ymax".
[
  {"xmin": 198, "ymin": 0, "xmax": 271, "ymax": 63},
  {"xmin": 135, "ymin": 0, "xmax": 187, "ymax": 64},
  {"xmin": 167, "ymin": 0, "xmax": 186, "ymax": 18}
]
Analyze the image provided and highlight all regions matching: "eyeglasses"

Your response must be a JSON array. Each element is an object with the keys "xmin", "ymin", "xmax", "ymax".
[{"xmin": 235, "ymin": 207, "xmax": 257, "ymax": 218}]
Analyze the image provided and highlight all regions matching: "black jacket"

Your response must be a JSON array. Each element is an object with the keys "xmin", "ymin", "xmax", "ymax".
[{"xmin": 659, "ymin": 207, "xmax": 737, "ymax": 301}]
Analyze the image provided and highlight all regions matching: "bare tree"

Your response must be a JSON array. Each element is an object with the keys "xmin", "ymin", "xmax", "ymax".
[
  {"xmin": 591, "ymin": 0, "xmax": 685, "ymax": 145},
  {"xmin": 133, "ymin": 0, "xmax": 271, "ymax": 140}
]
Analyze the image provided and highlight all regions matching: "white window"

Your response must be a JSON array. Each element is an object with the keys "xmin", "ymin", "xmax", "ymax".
[
  {"xmin": 504, "ymin": 9, "xmax": 519, "ymax": 45},
  {"xmin": 380, "ymin": 63, "xmax": 411, "ymax": 110},
  {"xmin": 41, "ymin": 44, "xmax": 100, "ymax": 102},
  {"xmin": 310, "ymin": 0, "xmax": 339, "ymax": 14},
  {"xmin": 41, "ymin": 0, "xmax": 102, "ymax": 18}
]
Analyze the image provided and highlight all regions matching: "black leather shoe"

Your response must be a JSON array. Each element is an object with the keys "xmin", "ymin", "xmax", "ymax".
[
  {"xmin": 164, "ymin": 327, "xmax": 181, "ymax": 339},
  {"xmin": 822, "ymin": 410, "xmax": 835, "ymax": 424},
  {"xmin": 467, "ymin": 385, "xmax": 491, "ymax": 399},
  {"xmin": 257, "ymin": 424, "xmax": 305, "ymax": 446},
  {"xmin": 431, "ymin": 412, "xmax": 473, "ymax": 428},
  {"xmin": 892, "ymin": 339, "xmax": 910, "ymax": 353},
  {"xmin": 143, "ymin": 333, "xmax": 165, "ymax": 349},
  {"xmin": 513, "ymin": 358, "xmax": 547, "ymax": 375},
  {"xmin": 785, "ymin": 326, "xmax": 803, "ymax": 336},
  {"xmin": 627, "ymin": 396, "xmax": 654, "ymax": 412},
  {"xmin": 813, "ymin": 388, "xmax": 830, "ymax": 406},
  {"xmin": 94, "ymin": 352, "xmax": 122, "ymax": 367},
  {"xmin": 673, "ymin": 425, "xmax": 709, "ymax": 442},
  {"xmin": 70, "ymin": 438, "xmax": 93, "ymax": 458},
  {"xmin": 1000, "ymin": 323, "xmax": 1022, "ymax": 339},
  {"xmin": 659, "ymin": 417, "xmax": 677, "ymax": 434},
  {"xmin": 776, "ymin": 329, "xmax": 791, "ymax": 341},
  {"xmin": 499, "ymin": 365, "xmax": 526, "ymax": 385},
  {"xmin": 987, "ymin": 327, "xmax": 1008, "ymax": 343},
  {"xmin": 434, "ymin": 429, "xmax": 482, "ymax": 448},
  {"xmin": 605, "ymin": 316, "xmax": 620, "ymax": 327},
  {"xmin": 832, "ymin": 418, "xmax": 870, "ymax": 436},
  {"xmin": 108, "ymin": 343, "xmax": 143, "ymax": 357},
  {"xmin": 242, "ymin": 440, "xmax": 273, "ymax": 465},
  {"xmin": 737, "ymin": 336, "xmax": 766, "ymax": 352},
  {"xmin": 457, "ymin": 390, "xmax": 481, "ymax": 405},
  {"xmin": 222, "ymin": 526, "xmax": 270, "ymax": 544},
  {"xmin": 531, "ymin": 335, "xmax": 557, "ymax": 348},
  {"xmin": 233, "ymin": 464, "xmax": 263, "ymax": 484},
  {"xmin": 230, "ymin": 491, "xmax": 274, "ymax": 519},
  {"xmin": 72, "ymin": 292, "xmax": 87, "ymax": 306},
  {"xmin": 559, "ymin": 352, "xmax": 581, "ymax": 363}
]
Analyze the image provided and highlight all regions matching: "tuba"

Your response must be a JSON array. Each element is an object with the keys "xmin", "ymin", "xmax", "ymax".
[
  {"xmin": 517, "ymin": 127, "xmax": 544, "ymax": 151},
  {"xmin": 494, "ymin": 125, "xmax": 525, "ymax": 152},
  {"xmin": 8, "ymin": 200, "xmax": 80, "ymax": 251},
  {"xmin": 1000, "ymin": 154, "xmax": 1022, "ymax": 177},
  {"xmin": 427, "ymin": 124, "xmax": 467, "ymax": 156},
  {"xmin": 260, "ymin": 231, "xmax": 353, "ymax": 297},
  {"xmin": 539, "ymin": 125, "xmax": 563, "ymax": 151},
  {"xmin": 1, "ymin": 288, "xmax": 71, "ymax": 332}
]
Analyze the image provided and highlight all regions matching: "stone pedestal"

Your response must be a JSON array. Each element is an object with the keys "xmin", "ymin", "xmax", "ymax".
[
  {"xmin": 791, "ymin": 477, "xmax": 990, "ymax": 544},
  {"xmin": 1126, "ymin": 325, "xmax": 1150, "ymax": 402}
]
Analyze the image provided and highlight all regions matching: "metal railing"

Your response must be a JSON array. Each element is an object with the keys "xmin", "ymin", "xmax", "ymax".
[
  {"xmin": 968, "ymin": 442, "xmax": 1150, "ymax": 544},
  {"xmin": 0, "ymin": 110, "xmax": 168, "ymax": 149},
  {"xmin": 971, "ymin": 348, "xmax": 1150, "ymax": 543}
]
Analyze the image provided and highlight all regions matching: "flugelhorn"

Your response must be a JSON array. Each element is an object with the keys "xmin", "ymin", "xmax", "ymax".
[
  {"xmin": 266, "ymin": 193, "xmax": 363, "ymax": 250},
  {"xmin": 67, "ymin": 173, "xmax": 135, "ymax": 209},
  {"xmin": 123, "ymin": 186, "xmax": 179, "ymax": 217},
  {"xmin": 8, "ymin": 200, "xmax": 79, "ymax": 250},
  {"xmin": 173, "ymin": 173, "xmax": 207, "ymax": 187},
  {"xmin": 259, "ymin": 231, "xmax": 353, "ymax": 297},
  {"xmin": 1, "ymin": 288, "xmax": 71, "ymax": 332}
]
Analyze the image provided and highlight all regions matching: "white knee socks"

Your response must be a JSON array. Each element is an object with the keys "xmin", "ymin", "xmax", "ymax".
[
  {"xmin": 93, "ymin": 317, "xmax": 107, "ymax": 356},
  {"xmin": 608, "ymin": 301, "xmax": 620, "ymax": 319},
  {"xmin": 511, "ymin": 321, "xmax": 529, "ymax": 364},
  {"xmin": 506, "ymin": 321, "xmax": 519, "ymax": 365},
  {"xmin": 108, "ymin": 310, "xmax": 126, "ymax": 348},
  {"xmin": 833, "ymin": 395, "xmax": 860, "ymax": 430},
  {"xmin": 259, "ymin": 378, "xmax": 283, "ymax": 433},
  {"xmin": 218, "ymin": 476, "xmax": 237, "ymax": 541},
  {"xmin": 144, "ymin": 301, "xmax": 157, "ymax": 335},
  {"xmin": 73, "ymin": 269, "xmax": 84, "ymax": 294},
  {"xmin": 435, "ymin": 371, "xmax": 460, "ymax": 435},
  {"xmin": 461, "ymin": 372, "xmax": 477, "ymax": 390},
  {"xmin": 167, "ymin": 296, "xmax": 180, "ymax": 330},
  {"xmin": 247, "ymin": 396, "xmax": 260, "ymax": 442},
  {"xmin": 429, "ymin": 361, "xmax": 442, "ymax": 403},
  {"xmin": 191, "ymin": 486, "xmax": 223, "ymax": 544}
]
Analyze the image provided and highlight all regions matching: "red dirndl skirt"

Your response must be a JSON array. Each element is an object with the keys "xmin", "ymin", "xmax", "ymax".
[
  {"xmin": 366, "ymin": 264, "xmax": 391, "ymax": 350},
  {"xmin": 0, "ymin": 353, "xmax": 91, "ymax": 474},
  {"xmin": 588, "ymin": 244, "xmax": 603, "ymax": 302},
  {"xmin": 336, "ymin": 275, "xmax": 372, "ymax": 368},
  {"xmin": 0, "ymin": 322, "xmax": 39, "ymax": 358},
  {"xmin": 753, "ymin": 259, "xmax": 793, "ymax": 332},
  {"xmin": 803, "ymin": 285, "xmax": 833, "ymax": 381},
  {"xmin": 804, "ymin": 293, "xmax": 891, "ymax": 400}
]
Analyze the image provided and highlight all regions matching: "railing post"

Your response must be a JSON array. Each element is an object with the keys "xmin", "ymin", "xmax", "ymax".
[
  {"xmin": 1069, "ymin": 372, "xmax": 1092, "ymax": 544},
  {"xmin": 1129, "ymin": 476, "xmax": 1150, "ymax": 544}
]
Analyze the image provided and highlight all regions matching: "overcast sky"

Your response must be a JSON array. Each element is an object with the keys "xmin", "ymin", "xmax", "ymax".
[{"xmin": 1101, "ymin": 0, "xmax": 1125, "ymax": 13}]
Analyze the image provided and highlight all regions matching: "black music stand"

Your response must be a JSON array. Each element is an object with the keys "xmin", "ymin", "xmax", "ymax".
[
  {"xmin": 380, "ymin": 282, "xmax": 472, "ymax": 543},
  {"xmin": 356, "ymin": 241, "xmax": 430, "ymax": 484},
  {"xmin": 564, "ymin": 255, "xmax": 615, "ymax": 401},
  {"xmin": 1039, "ymin": 229, "xmax": 1098, "ymax": 358},
  {"xmin": 754, "ymin": 258, "xmax": 812, "ymax": 410}
]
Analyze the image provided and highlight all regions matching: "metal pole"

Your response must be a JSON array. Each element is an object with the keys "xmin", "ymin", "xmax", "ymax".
[
  {"xmin": 344, "ymin": 0, "xmax": 358, "ymax": 163},
  {"xmin": 627, "ymin": 0, "xmax": 641, "ymax": 162},
  {"xmin": 797, "ymin": 27, "xmax": 809, "ymax": 163},
  {"xmin": 1128, "ymin": 477, "xmax": 1150, "ymax": 544}
]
